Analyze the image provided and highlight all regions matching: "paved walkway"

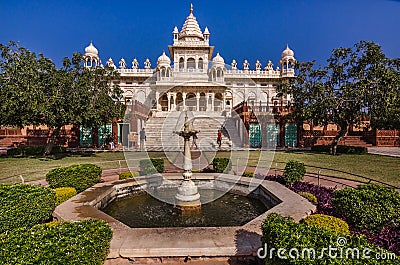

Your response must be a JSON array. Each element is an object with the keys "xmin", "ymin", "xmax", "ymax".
[{"xmin": 368, "ymin": 147, "xmax": 400, "ymax": 158}]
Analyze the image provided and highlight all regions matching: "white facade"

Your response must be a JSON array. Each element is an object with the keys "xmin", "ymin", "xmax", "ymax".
[{"xmin": 83, "ymin": 4, "xmax": 296, "ymax": 114}]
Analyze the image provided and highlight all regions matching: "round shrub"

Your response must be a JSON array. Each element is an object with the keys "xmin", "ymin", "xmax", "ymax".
[
  {"xmin": 283, "ymin": 160, "xmax": 306, "ymax": 184},
  {"xmin": 303, "ymin": 214, "xmax": 350, "ymax": 235},
  {"xmin": 298, "ymin": 191, "xmax": 318, "ymax": 204},
  {"xmin": 119, "ymin": 171, "xmax": 140, "ymax": 180},
  {"xmin": 46, "ymin": 164, "xmax": 102, "ymax": 193},
  {"xmin": 212, "ymin": 158, "xmax": 232, "ymax": 173},
  {"xmin": 242, "ymin": 171, "xmax": 254, "ymax": 178},
  {"xmin": 0, "ymin": 219, "xmax": 112, "ymax": 265},
  {"xmin": 55, "ymin": 187, "xmax": 77, "ymax": 205},
  {"xmin": 333, "ymin": 184, "xmax": 400, "ymax": 232},
  {"xmin": 140, "ymin": 159, "xmax": 164, "ymax": 175},
  {"xmin": 0, "ymin": 184, "xmax": 56, "ymax": 233},
  {"xmin": 261, "ymin": 213, "xmax": 399, "ymax": 264}
]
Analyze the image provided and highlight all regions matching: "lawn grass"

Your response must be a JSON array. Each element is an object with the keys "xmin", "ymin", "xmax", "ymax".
[{"xmin": 0, "ymin": 150, "xmax": 399, "ymax": 187}]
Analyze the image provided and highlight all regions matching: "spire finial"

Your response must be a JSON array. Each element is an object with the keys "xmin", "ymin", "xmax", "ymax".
[{"xmin": 190, "ymin": 3, "xmax": 193, "ymax": 14}]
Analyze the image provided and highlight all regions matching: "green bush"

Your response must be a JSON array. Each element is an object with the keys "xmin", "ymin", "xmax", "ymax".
[
  {"xmin": 140, "ymin": 159, "xmax": 164, "ymax": 175},
  {"xmin": 298, "ymin": 191, "xmax": 318, "ymax": 204},
  {"xmin": 119, "ymin": 171, "xmax": 140, "ymax": 180},
  {"xmin": 0, "ymin": 184, "xmax": 56, "ymax": 233},
  {"xmin": 0, "ymin": 219, "xmax": 112, "ymax": 265},
  {"xmin": 261, "ymin": 213, "xmax": 399, "ymax": 264},
  {"xmin": 55, "ymin": 187, "xmax": 77, "ymax": 205},
  {"xmin": 46, "ymin": 164, "xmax": 102, "ymax": 193},
  {"xmin": 242, "ymin": 171, "xmax": 254, "ymax": 178},
  {"xmin": 333, "ymin": 184, "xmax": 400, "ymax": 232},
  {"xmin": 7, "ymin": 145, "xmax": 66, "ymax": 157},
  {"xmin": 283, "ymin": 160, "xmax": 306, "ymax": 184},
  {"xmin": 303, "ymin": 214, "xmax": 350, "ymax": 235},
  {"xmin": 311, "ymin": 145, "xmax": 367, "ymax": 154},
  {"xmin": 212, "ymin": 158, "xmax": 232, "ymax": 173}
]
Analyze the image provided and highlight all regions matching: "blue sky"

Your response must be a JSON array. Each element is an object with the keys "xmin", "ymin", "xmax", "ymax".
[{"xmin": 1, "ymin": 0, "xmax": 399, "ymax": 68}]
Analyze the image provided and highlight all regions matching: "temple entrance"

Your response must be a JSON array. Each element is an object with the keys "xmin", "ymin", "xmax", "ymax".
[
  {"xmin": 215, "ymin": 93, "xmax": 223, "ymax": 111},
  {"xmin": 199, "ymin": 92, "xmax": 207, "ymax": 111},
  {"xmin": 186, "ymin": 92, "xmax": 196, "ymax": 111},
  {"xmin": 159, "ymin": 94, "xmax": 168, "ymax": 111},
  {"xmin": 176, "ymin": 93, "xmax": 183, "ymax": 110}
]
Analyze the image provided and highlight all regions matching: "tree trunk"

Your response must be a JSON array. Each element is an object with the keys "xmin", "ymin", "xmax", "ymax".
[
  {"xmin": 330, "ymin": 122, "xmax": 349, "ymax": 155},
  {"xmin": 44, "ymin": 126, "xmax": 61, "ymax": 156}
]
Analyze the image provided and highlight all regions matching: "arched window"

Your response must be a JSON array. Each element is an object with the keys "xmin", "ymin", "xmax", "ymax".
[
  {"xmin": 179, "ymin": 58, "xmax": 184, "ymax": 70},
  {"xmin": 187, "ymin": 58, "xmax": 195, "ymax": 70},
  {"xmin": 198, "ymin": 58, "xmax": 203, "ymax": 69}
]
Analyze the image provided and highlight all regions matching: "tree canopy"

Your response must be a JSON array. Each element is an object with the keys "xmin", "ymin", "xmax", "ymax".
[
  {"xmin": 0, "ymin": 41, "xmax": 126, "ymax": 153},
  {"xmin": 279, "ymin": 41, "xmax": 400, "ymax": 154}
]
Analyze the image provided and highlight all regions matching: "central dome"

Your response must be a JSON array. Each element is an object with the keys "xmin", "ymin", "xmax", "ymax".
[
  {"xmin": 84, "ymin": 41, "xmax": 98, "ymax": 56},
  {"xmin": 178, "ymin": 4, "xmax": 204, "ymax": 41}
]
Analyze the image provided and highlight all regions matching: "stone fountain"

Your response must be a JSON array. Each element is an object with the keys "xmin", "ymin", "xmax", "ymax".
[{"xmin": 174, "ymin": 111, "xmax": 201, "ymax": 210}]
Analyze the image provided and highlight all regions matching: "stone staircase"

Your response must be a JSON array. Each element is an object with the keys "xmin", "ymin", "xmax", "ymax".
[
  {"xmin": 144, "ymin": 111, "xmax": 240, "ymax": 150},
  {"xmin": 339, "ymin": 136, "xmax": 373, "ymax": 147}
]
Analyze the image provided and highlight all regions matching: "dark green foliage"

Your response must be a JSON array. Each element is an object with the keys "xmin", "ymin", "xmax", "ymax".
[
  {"xmin": 283, "ymin": 160, "xmax": 306, "ymax": 184},
  {"xmin": 311, "ymin": 145, "xmax": 367, "ymax": 155},
  {"xmin": 212, "ymin": 158, "xmax": 232, "ymax": 173},
  {"xmin": 333, "ymin": 184, "xmax": 400, "ymax": 232},
  {"xmin": 140, "ymin": 159, "xmax": 164, "ymax": 175},
  {"xmin": 0, "ymin": 219, "xmax": 112, "ymax": 265},
  {"xmin": 46, "ymin": 164, "xmax": 102, "ymax": 193},
  {"xmin": 261, "ymin": 213, "xmax": 400, "ymax": 264},
  {"xmin": 119, "ymin": 171, "xmax": 140, "ymax": 180},
  {"xmin": 242, "ymin": 171, "xmax": 254, "ymax": 178},
  {"xmin": 7, "ymin": 145, "xmax": 66, "ymax": 157},
  {"xmin": 0, "ymin": 184, "xmax": 56, "ymax": 233}
]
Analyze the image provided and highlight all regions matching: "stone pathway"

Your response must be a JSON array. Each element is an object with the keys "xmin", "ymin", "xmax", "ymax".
[{"xmin": 368, "ymin": 147, "xmax": 400, "ymax": 158}]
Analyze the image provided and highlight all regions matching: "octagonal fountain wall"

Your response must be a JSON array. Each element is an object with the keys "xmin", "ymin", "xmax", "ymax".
[{"xmin": 53, "ymin": 173, "xmax": 316, "ymax": 262}]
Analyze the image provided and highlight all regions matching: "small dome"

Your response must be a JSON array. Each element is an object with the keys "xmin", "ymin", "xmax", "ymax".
[
  {"xmin": 212, "ymin": 53, "xmax": 225, "ymax": 65},
  {"xmin": 157, "ymin": 51, "xmax": 171, "ymax": 66},
  {"xmin": 282, "ymin": 44, "xmax": 294, "ymax": 58},
  {"xmin": 85, "ymin": 41, "xmax": 98, "ymax": 56},
  {"xmin": 173, "ymin": 26, "xmax": 179, "ymax": 34},
  {"xmin": 203, "ymin": 27, "xmax": 210, "ymax": 35}
]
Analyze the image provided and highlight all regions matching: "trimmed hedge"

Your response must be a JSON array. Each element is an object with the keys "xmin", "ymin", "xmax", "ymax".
[
  {"xmin": 0, "ymin": 219, "xmax": 112, "ymax": 265},
  {"xmin": 212, "ymin": 158, "xmax": 232, "ymax": 173},
  {"xmin": 311, "ymin": 145, "xmax": 368, "ymax": 155},
  {"xmin": 119, "ymin": 171, "xmax": 140, "ymax": 180},
  {"xmin": 303, "ymin": 214, "xmax": 350, "ymax": 235},
  {"xmin": 242, "ymin": 171, "xmax": 254, "ymax": 178},
  {"xmin": 333, "ymin": 184, "xmax": 400, "ymax": 232},
  {"xmin": 261, "ymin": 213, "xmax": 400, "ymax": 264},
  {"xmin": 46, "ymin": 164, "xmax": 102, "ymax": 193},
  {"xmin": 7, "ymin": 145, "xmax": 66, "ymax": 157},
  {"xmin": 0, "ymin": 184, "xmax": 56, "ymax": 233},
  {"xmin": 283, "ymin": 160, "xmax": 306, "ymax": 184},
  {"xmin": 55, "ymin": 187, "xmax": 77, "ymax": 205},
  {"xmin": 139, "ymin": 159, "xmax": 164, "ymax": 175},
  {"xmin": 298, "ymin": 191, "xmax": 318, "ymax": 205}
]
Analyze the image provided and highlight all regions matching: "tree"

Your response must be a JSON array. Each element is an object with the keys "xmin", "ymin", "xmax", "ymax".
[
  {"xmin": 0, "ymin": 41, "xmax": 126, "ymax": 155},
  {"xmin": 279, "ymin": 41, "xmax": 400, "ymax": 155}
]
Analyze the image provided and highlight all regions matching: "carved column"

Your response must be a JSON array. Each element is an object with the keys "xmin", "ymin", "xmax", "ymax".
[
  {"xmin": 222, "ymin": 92, "xmax": 226, "ymax": 110},
  {"xmin": 211, "ymin": 93, "xmax": 215, "ymax": 112},
  {"xmin": 183, "ymin": 92, "xmax": 187, "ymax": 110},
  {"xmin": 167, "ymin": 92, "xmax": 171, "ymax": 111},
  {"xmin": 155, "ymin": 91, "xmax": 160, "ymax": 111},
  {"xmin": 173, "ymin": 93, "xmax": 177, "ymax": 111},
  {"xmin": 196, "ymin": 92, "xmax": 200, "ymax": 111}
]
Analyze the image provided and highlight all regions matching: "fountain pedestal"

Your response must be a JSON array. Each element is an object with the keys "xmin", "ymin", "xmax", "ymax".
[{"xmin": 174, "ymin": 112, "xmax": 201, "ymax": 210}]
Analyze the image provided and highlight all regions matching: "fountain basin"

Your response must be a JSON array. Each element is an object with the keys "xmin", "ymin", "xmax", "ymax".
[{"xmin": 53, "ymin": 173, "xmax": 316, "ymax": 262}]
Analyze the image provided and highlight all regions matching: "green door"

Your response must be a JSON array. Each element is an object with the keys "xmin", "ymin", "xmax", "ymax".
[
  {"xmin": 285, "ymin": 124, "xmax": 297, "ymax": 147},
  {"xmin": 249, "ymin": 123, "xmax": 261, "ymax": 148},
  {"xmin": 98, "ymin": 123, "xmax": 112, "ymax": 146},
  {"xmin": 79, "ymin": 126, "xmax": 92, "ymax": 147},
  {"xmin": 266, "ymin": 124, "xmax": 280, "ymax": 147}
]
